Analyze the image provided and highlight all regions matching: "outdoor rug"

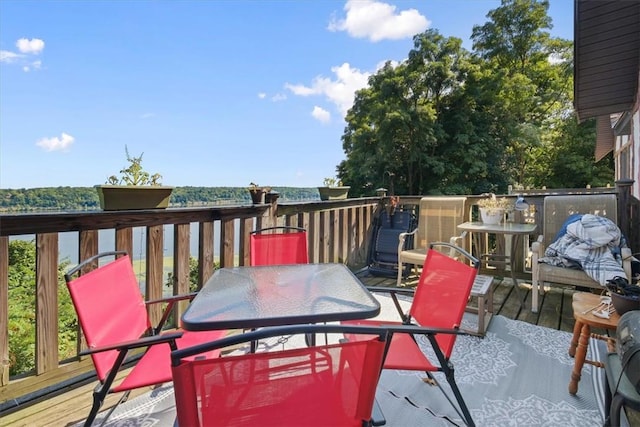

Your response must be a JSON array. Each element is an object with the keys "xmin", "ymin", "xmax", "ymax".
[
  {"xmin": 375, "ymin": 314, "xmax": 607, "ymax": 427},
  {"xmin": 81, "ymin": 305, "xmax": 608, "ymax": 426}
]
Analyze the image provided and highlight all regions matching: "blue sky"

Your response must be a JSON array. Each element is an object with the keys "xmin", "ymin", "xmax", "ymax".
[{"xmin": 0, "ymin": 0, "xmax": 573, "ymax": 189}]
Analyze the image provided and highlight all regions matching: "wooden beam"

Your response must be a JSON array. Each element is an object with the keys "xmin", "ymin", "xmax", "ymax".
[
  {"xmin": 146, "ymin": 225, "xmax": 164, "ymax": 325},
  {"xmin": 220, "ymin": 218, "xmax": 235, "ymax": 268},
  {"xmin": 198, "ymin": 221, "xmax": 215, "ymax": 287},
  {"xmin": 0, "ymin": 237, "xmax": 8, "ymax": 386},
  {"xmin": 174, "ymin": 223, "xmax": 191, "ymax": 319},
  {"xmin": 36, "ymin": 233, "xmax": 59, "ymax": 374}
]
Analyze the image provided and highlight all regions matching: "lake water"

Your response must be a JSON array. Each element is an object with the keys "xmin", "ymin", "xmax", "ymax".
[{"xmin": 11, "ymin": 221, "xmax": 233, "ymax": 265}]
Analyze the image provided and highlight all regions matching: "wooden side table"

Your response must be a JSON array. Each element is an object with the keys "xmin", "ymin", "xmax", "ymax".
[
  {"xmin": 464, "ymin": 274, "xmax": 495, "ymax": 337},
  {"xmin": 568, "ymin": 292, "xmax": 620, "ymax": 395}
]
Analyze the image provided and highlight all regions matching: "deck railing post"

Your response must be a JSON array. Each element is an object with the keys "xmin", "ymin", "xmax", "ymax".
[
  {"xmin": 266, "ymin": 194, "xmax": 278, "ymax": 228},
  {"xmin": 0, "ymin": 236, "xmax": 8, "ymax": 387}
]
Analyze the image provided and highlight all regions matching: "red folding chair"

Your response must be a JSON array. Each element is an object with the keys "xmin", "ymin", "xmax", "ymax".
[
  {"xmin": 250, "ymin": 226, "xmax": 308, "ymax": 265},
  {"xmin": 344, "ymin": 242, "xmax": 479, "ymax": 426},
  {"xmin": 249, "ymin": 226, "xmax": 310, "ymax": 350},
  {"xmin": 64, "ymin": 251, "xmax": 227, "ymax": 426},
  {"xmin": 171, "ymin": 324, "xmax": 389, "ymax": 427}
]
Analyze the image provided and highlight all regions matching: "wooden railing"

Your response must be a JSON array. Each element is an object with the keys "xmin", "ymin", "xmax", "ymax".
[
  {"xmin": 0, "ymin": 197, "xmax": 380, "ymax": 410},
  {"xmin": 1, "ymin": 183, "xmax": 637, "ymax": 412}
]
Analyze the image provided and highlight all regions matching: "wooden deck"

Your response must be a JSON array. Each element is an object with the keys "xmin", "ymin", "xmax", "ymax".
[{"xmin": 2, "ymin": 272, "xmax": 591, "ymax": 427}]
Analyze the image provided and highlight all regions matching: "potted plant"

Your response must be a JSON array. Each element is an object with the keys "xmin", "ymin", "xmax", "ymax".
[
  {"xmin": 317, "ymin": 177, "xmax": 350, "ymax": 201},
  {"xmin": 248, "ymin": 183, "xmax": 271, "ymax": 204},
  {"xmin": 477, "ymin": 193, "xmax": 511, "ymax": 224},
  {"xmin": 96, "ymin": 146, "xmax": 174, "ymax": 210}
]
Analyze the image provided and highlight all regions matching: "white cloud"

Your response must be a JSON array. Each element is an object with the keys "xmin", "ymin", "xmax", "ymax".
[
  {"xmin": 257, "ymin": 92, "xmax": 287, "ymax": 102},
  {"xmin": 2, "ymin": 38, "xmax": 45, "ymax": 72},
  {"xmin": 36, "ymin": 133, "xmax": 75, "ymax": 151},
  {"xmin": 16, "ymin": 38, "xmax": 45, "ymax": 54},
  {"xmin": 285, "ymin": 84, "xmax": 317, "ymax": 96},
  {"xmin": 328, "ymin": 0, "xmax": 429, "ymax": 42},
  {"xmin": 22, "ymin": 60, "xmax": 42, "ymax": 72},
  {"xmin": 312, "ymin": 106, "xmax": 331, "ymax": 123},
  {"xmin": 140, "ymin": 112, "xmax": 155, "ymax": 119},
  {"xmin": 285, "ymin": 62, "xmax": 370, "ymax": 117},
  {"xmin": 0, "ymin": 50, "xmax": 22, "ymax": 63}
]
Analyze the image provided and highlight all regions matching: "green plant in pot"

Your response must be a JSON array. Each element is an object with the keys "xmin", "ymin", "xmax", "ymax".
[
  {"xmin": 96, "ymin": 146, "xmax": 174, "ymax": 210},
  {"xmin": 318, "ymin": 177, "xmax": 350, "ymax": 201}
]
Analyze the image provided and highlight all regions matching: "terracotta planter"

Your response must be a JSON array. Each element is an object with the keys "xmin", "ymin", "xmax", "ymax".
[
  {"xmin": 317, "ymin": 186, "xmax": 350, "ymax": 201},
  {"xmin": 96, "ymin": 185, "xmax": 173, "ymax": 210}
]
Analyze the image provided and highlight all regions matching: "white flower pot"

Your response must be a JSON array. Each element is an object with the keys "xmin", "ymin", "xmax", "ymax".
[{"xmin": 480, "ymin": 208, "xmax": 504, "ymax": 224}]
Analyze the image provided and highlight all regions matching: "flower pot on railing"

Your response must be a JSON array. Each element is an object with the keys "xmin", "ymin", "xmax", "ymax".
[
  {"xmin": 247, "ymin": 183, "xmax": 271, "ymax": 205},
  {"xmin": 96, "ymin": 185, "xmax": 174, "ymax": 210},
  {"xmin": 98, "ymin": 146, "xmax": 172, "ymax": 210},
  {"xmin": 249, "ymin": 189, "xmax": 266, "ymax": 204},
  {"xmin": 265, "ymin": 191, "xmax": 280, "ymax": 204},
  {"xmin": 317, "ymin": 186, "xmax": 350, "ymax": 201}
]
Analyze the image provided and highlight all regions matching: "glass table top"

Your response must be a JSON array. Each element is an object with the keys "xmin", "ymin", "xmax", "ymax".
[{"xmin": 181, "ymin": 263, "xmax": 381, "ymax": 331}]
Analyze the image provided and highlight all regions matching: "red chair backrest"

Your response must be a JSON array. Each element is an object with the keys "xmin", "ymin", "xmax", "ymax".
[
  {"xmin": 65, "ymin": 255, "xmax": 150, "ymax": 381},
  {"xmin": 172, "ymin": 338, "xmax": 385, "ymax": 427},
  {"xmin": 250, "ymin": 227, "xmax": 308, "ymax": 266},
  {"xmin": 409, "ymin": 249, "xmax": 478, "ymax": 357}
]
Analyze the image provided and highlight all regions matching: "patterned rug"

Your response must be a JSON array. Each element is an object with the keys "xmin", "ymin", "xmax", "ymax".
[
  {"xmin": 85, "ymin": 310, "xmax": 607, "ymax": 426},
  {"xmin": 376, "ymin": 314, "xmax": 607, "ymax": 427}
]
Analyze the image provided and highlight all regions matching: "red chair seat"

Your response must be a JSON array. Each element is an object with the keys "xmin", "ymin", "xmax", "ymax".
[
  {"xmin": 114, "ymin": 329, "xmax": 226, "ymax": 392},
  {"xmin": 344, "ymin": 319, "xmax": 439, "ymax": 371}
]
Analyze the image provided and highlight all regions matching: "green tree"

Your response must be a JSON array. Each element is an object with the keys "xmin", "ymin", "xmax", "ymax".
[
  {"xmin": 436, "ymin": 60, "xmax": 507, "ymax": 194},
  {"xmin": 339, "ymin": 0, "xmax": 600, "ymax": 195},
  {"xmin": 471, "ymin": 0, "xmax": 574, "ymax": 188},
  {"xmin": 8, "ymin": 240, "xmax": 77, "ymax": 376},
  {"xmin": 530, "ymin": 115, "xmax": 614, "ymax": 188},
  {"xmin": 340, "ymin": 30, "xmax": 476, "ymax": 195}
]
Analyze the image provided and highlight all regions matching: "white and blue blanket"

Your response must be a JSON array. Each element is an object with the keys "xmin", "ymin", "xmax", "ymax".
[{"xmin": 539, "ymin": 214, "xmax": 627, "ymax": 286}]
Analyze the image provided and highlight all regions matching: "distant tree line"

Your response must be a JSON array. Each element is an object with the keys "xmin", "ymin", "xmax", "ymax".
[{"xmin": 0, "ymin": 186, "xmax": 321, "ymax": 212}]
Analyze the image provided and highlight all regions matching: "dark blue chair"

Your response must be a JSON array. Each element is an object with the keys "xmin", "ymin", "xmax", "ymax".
[{"xmin": 366, "ymin": 209, "xmax": 416, "ymax": 278}]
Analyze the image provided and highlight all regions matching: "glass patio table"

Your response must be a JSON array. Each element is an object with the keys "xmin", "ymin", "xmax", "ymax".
[{"xmin": 181, "ymin": 263, "xmax": 381, "ymax": 332}]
